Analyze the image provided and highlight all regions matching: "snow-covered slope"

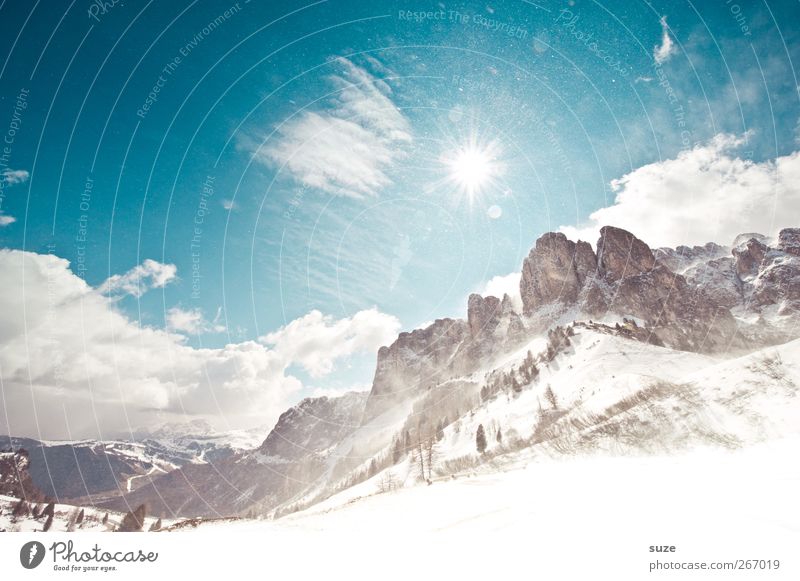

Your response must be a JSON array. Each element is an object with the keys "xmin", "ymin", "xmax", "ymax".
[
  {"xmin": 269, "ymin": 325, "xmax": 799, "ymax": 520},
  {"xmin": 178, "ymin": 436, "xmax": 800, "ymax": 547}
]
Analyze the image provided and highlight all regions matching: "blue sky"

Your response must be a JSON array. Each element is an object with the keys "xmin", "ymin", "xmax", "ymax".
[{"xmin": 1, "ymin": 0, "xmax": 799, "ymax": 437}]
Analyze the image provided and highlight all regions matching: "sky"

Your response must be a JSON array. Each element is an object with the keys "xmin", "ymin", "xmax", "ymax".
[{"xmin": 0, "ymin": 0, "xmax": 798, "ymax": 439}]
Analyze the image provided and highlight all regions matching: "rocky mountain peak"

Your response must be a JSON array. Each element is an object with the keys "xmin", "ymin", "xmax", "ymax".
[
  {"xmin": 520, "ymin": 232, "xmax": 596, "ymax": 314},
  {"xmin": 595, "ymin": 225, "xmax": 655, "ymax": 282},
  {"xmin": 467, "ymin": 293, "xmax": 501, "ymax": 337}
]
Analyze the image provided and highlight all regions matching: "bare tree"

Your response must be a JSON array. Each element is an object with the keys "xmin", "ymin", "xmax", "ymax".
[
  {"xmin": 415, "ymin": 440, "xmax": 426, "ymax": 481},
  {"xmin": 377, "ymin": 471, "xmax": 398, "ymax": 494}
]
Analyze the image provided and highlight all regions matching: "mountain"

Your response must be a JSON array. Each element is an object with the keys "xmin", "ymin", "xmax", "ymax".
[
  {"xmin": 0, "ymin": 422, "xmax": 268, "ymax": 502},
  {"xmin": 97, "ymin": 391, "xmax": 369, "ymax": 518},
  {"xmin": 3, "ymin": 226, "xmax": 798, "ymax": 524}
]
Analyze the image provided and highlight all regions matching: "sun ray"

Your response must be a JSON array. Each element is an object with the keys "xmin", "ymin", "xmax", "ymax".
[{"xmin": 439, "ymin": 137, "xmax": 505, "ymax": 206}]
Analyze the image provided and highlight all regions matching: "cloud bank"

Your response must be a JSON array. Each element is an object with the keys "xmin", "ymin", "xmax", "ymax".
[
  {"xmin": 0, "ymin": 250, "xmax": 400, "ymax": 439},
  {"xmin": 561, "ymin": 134, "xmax": 800, "ymax": 248}
]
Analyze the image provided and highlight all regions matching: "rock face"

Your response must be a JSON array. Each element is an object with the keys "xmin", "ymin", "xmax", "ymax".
[
  {"xmin": 684, "ymin": 257, "xmax": 742, "ymax": 309},
  {"xmin": 732, "ymin": 237, "xmax": 767, "ymax": 279},
  {"xmin": 363, "ymin": 292, "xmax": 532, "ymax": 421},
  {"xmin": 517, "ymin": 227, "xmax": 737, "ymax": 350},
  {"xmin": 654, "ymin": 242, "xmax": 728, "ymax": 273},
  {"xmin": 520, "ymin": 233, "xmax": 596, "ymax": 313},
  {"xmin": 363, "ymin": 318, "xmax": 470, "ymax": 420},
  {"xmin": 776, "ymin": 228, "xmax": 800, "ymax": 256},
  {"xmin": 595, "ymin": 226, "xmax": 655, "ymax": 282},
  {"xmin": 467, "ymin": 294, "xmax": 501, "ymax": 337},
  {"xmin": 257, "ymin": 392, "xmax": 366, "ymax": 459}
]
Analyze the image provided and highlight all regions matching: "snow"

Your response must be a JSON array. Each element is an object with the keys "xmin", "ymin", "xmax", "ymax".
[{"xmin": 172, "ymin": 437, "xmax": 800, "ymax": 580}]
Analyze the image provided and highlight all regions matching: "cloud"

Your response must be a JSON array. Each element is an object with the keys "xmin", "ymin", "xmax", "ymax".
[
  {"xmin": 560, "ymin": 133, "xmax": 800, "ymax": 248},
  {"xmin": 166, "ymin": 306, "xmax": 226, "ymax": 335},
  {"xmin": 0, "ymin": 168, "xmax": 28, "ymax": 225},
  {"xmin": 221, "ymin": 198, "xmax": 238, "ymax": 211},
  {"xmin": 98, "ymin": 259, "xmax": 178, "ymax": 298},
  {"xmin": 653, "ymin": 16, "xmax": 676, "ymax": 65},
  {"xmin": 260, "ymin": 308, "xmax": 401, "ymax": 378},
  {"xmin": 0, "ymin": 250, "xmax": 400, "ymax": 439},
  {"xmin": 1, "ymin": 169, "xmax": 29, "ymax": 184},
  {"xmin": 242, "ymin": 57, "xmax": 411, "ymax": 198},
  {"xmin": 481, "ymin": 272, "xmax": 522, "ymax": 313}
]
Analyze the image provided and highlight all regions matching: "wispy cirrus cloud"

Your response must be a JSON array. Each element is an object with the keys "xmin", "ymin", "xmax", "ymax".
[
  {"xmin": 99, "ymin": 258, "xmax": 178, "ymax": 298},
  {"xmin": 241, "ymin": 57, "xmax": 411, "ymax": 199},
  {"xmin": 653, "ymin": 16, "xmax": 676, "ymax": 65}
]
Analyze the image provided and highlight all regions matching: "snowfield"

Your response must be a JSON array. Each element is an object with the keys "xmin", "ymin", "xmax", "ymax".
[
  {"xmin": 173, "ymin": 437, "xmax": 800, "ymax": 580},
  {"xmin": 174, "ymin": 329, "xmax": 800, "ymax": 581}
]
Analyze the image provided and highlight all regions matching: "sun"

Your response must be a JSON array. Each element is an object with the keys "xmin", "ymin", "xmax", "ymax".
[
  {"xmin": 449, "ymin": 147, "xmax": 493, "ymax": 191},
  {"xmin": 442, "ymin": 141, "xmax": 501, "ymax": 202}
]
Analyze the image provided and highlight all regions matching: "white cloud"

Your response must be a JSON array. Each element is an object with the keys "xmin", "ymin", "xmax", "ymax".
[
  {"xmin": 166, "ymin": 306, "xmax": 226, "ymax": 335},
  {"xmin": 98, "ymin": 259, "xmax": 178, "ymax": 298},
  {"xmin": 560, "ymin": 133, "xmax": 800, "ymax": 248},
  {"xmin": 0, "ymin": 168, "xmax": 27, "ymax": 226},
  {"xmin": 0, "ymin": 250, "xmax": 400, "ymax": 439},
  {"xmin": 1, "ymin": 169, "xmax": 29, "ymax": 184},
  {"xmin": 260, "ymin": 308, "xmax": 401, "ymax": 378},
  {"xmin": 481, "ymin": 272, "xmax": 522, "ymax": 313},
  {"xmin": 242, "ymin": 57, "xmax": 411, "ymax": 198},
  {"xmin": 653, "ymin": 16, "xmax": 676, "ymax": 65},
  {"xmin": 221, "ymin": 198, "xmax": 238, "ymax": 211}
]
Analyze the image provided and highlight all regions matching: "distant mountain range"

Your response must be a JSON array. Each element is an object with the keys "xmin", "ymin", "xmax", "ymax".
[{"xmin": 0, "ymin": 421, "xmax": 268, "ymax": 502}]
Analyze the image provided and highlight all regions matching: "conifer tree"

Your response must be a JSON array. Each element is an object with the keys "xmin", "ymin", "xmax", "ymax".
[
  {"xmin": 476, "ymin": 424, "xmax": 487, "ymax": 454},
  {"xmin": 118, "ymin": 504, "xmax": 147, "ymax": 532}
]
